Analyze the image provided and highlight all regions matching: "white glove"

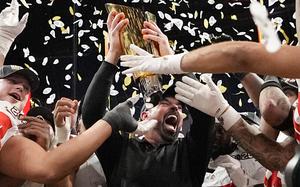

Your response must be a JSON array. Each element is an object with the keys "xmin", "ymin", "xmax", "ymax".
[
  {"xmin": 213, "ymin": 155, "xmax": 248, "ymax": 187},
  {"xmin": 55, "ymin": 116, "xmax": 71, "ymax": 144},
  {"xmin": 250, "ymin": 0, "xmax": 281, "ymax": 53},
  {"xmin": 121, "ymin": 44, "xmax": 187, "ymax": 75},
  {"xmin": 0, "ymin": 0, "xmax": 29, "ymax": 56},
  {"xmin": 175, "ymin": 75, "xmax": 241, "ymax": 130}
]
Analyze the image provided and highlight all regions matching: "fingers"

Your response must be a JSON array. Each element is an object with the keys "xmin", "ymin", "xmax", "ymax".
[
  {"xmin": 175, "ymin": 81, "xmax": 198, "ymax": 95},
  {"xmin": 122, "ymin": 66, "xmax": 141, "ymax": 75},
  {"xmin": 126, "ymin": 95, "xmax": 140, "ymax": 107},
  {"xmin": 120, "ymin": 55, "xmax": 152, "ymax": 62},
  {"xmin": 53, "ymin": 97, "xmax": 78, "ymax": 126},
  {"xmin": 181, "ymin": 76, "xmax": 203, "ymax": 89},
  {"xmin": 110, "ymin": 12, "xmax": 125, "ymax": 32},
  {"xmin": 130, "ymin": 44, "xmax": 152, "ymax": 56},
  {"xmin": 201, "ymin": 75, "xmax": 218, "ymax": 91},
  {"xmin": 175, "ymin": 94, "xmax": 192, "ymax": 105},
  {"xmin": 143, "ymin": 21, "xmax": 161, "ymax": 35},
  {"xmin": 107, "ymin": 10, "xmax": 118, "ymax": 30}
]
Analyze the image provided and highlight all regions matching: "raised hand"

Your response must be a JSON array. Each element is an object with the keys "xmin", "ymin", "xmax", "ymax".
[
  {"xmin": 0, "ymin": 0, "xmax": 29, "ymax": 56},
  {"xmin": 53, "ymin": 97, "xmax": 78, "ymax": 144},
  {"xmin": 105, "ymin": 10, "xmax": 129, "ymax": 64},
  {"xmin": 102, "ymin": 96, "xmax": 139, "ymax": 132},
  {"xmin": 142, "ymin": 21, "xmax": 174, "ymax": 56},
  {"xmin": 175, "ymin": 75, "xmax": 241, "ymax": 130},
  {"xmin": 120, "ymin": 47, "xmax": 186, "ymax": 75}
]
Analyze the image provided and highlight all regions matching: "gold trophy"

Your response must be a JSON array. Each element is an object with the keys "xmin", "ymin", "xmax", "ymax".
[{"xmin": 105, "ymin": 3, "xmax": 162, "ymax": 104}]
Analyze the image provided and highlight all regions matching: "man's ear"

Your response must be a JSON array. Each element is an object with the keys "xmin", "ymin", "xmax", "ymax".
[{"xmin": 140, "ymin": 111, "xmax": 148, "ymax": 120}]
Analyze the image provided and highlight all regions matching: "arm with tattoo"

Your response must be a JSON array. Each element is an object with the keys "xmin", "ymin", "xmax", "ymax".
[{"xmin": 227, "ymin": 118, "xmax": 296, "ymax": 171}]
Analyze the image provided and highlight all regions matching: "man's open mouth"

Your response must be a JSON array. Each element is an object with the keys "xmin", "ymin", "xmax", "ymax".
[
  {"xmin": 9, "ymin": 93, "xmax": 21, "ymax": 101},
  {"xmin": 164, "ymin": 114, "xmax": 179, "ymax": 131}
]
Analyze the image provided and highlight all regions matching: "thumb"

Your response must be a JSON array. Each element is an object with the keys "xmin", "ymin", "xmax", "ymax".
[
  {"xmin": 126, "ymin": 95, "xmax": 140, "ymax": 108},
  {"xmin": 19, "ymin": 13, "xmax": 29, "ymax": 26},
  {"xmin": 202, "ymin": 74, "xmax": 218, "ymax": 92},
  {"xmin": 130, "ymin": 44, "xmax": 152, "ymax": 56}
]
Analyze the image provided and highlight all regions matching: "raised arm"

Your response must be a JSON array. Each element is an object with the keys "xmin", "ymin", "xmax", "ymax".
[
  {"xmin": 0, "ymin": 0, "xmax": 28, "ymax": 66},
  {"xmin": 175, "ymin": 75, "xmax": 296, "ymax": 171}
]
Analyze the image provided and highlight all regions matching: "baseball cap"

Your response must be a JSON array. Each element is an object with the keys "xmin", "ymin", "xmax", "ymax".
[
  {"xmin": 0, "ymin": 65, "xmax": 40, "ymax": 92},
  {"xmin": 27, "ymin": 106, "xmax": 55, "ymax": 132},
  {"xmin": 280, "ymin": 78, "xmax": 298, "ymax": 93}
]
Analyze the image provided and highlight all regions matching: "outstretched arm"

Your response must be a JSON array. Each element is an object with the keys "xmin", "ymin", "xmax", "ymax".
[
  {"xmin": 181, "ymin": 42, "xmax": 300, "ymax": 78},
  {"xmin": 121, "ymin": 41, "xmax": 300, "ymax": 78},
  {"xmin": 0, "ymin": 97, "xmax": 138, "ymax": 183}
]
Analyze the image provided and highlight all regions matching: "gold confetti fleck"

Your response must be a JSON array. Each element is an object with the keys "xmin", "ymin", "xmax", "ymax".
[
  {"xmin": 204, "ymin": 19, "xmax": 209, "ymax": 29},
  {"xmin": 194, "ymin": 11, "xmax": 198, "ymax": 19},
  {"xmin": 162, "ymin": 84, "xmax": 170, "ymax": 90},
  {"xmin": 122, "ymin": 84, "xmax": 127, "ymax": 91},
  {"xmin": 124, "ymin": 76, "xmax": 132, "ymax": 86},
  {"xmin": 69, "ymin": 6, "xmax": 74, "ymax": 16},
  {"xmin": 77, "ymin": 73, "xmax": 82, "ymax": 81},
  {"xmin": 231, "ymin": 15, "xmax": 237, "ymax": 20},
  {"xmin": 239, "ymin": 98, "xmax": 243, "ymax": 107},
  {"xmin": 52, "ymin": 16, "xmax": 61, "ymax": 21},
  {"xmin": 219, "ymin": 85, "xmax": 227, "ymax": 93},
  {"xmin": 220, "ymin": 12, "xmax": 224, "ymax": 19}
]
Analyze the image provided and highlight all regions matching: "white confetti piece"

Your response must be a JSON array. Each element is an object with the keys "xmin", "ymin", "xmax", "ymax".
[
  {"xmin": 64, "ymin": 85, "xmax": 71, "ymax": 89},
  {"xmin": 28, "ymin": 56, "xmax": 36, "ymax": 62},
  {"xmin": 215, "ymin": 4, "xmax": 223, "ymax": 10},
  {"xmin": 97, "ymin": 54, "xmax": 103, "ymax": 61},
  {"xmin": 75, "ymin": 12, "xmax": 82, "ymax": 18},
  {"xmin": 81, "ymin": 44, "xmax": 90, "ymax": 52},
  {"xmin": 54, "ymin": 20, "xmax": 64, "ymax": 28},
  {"xmin": 23, "ymin": 48, "xmax": 30, "ymax": 58},
  {"xmin": 89, "ymin": 36, "xmax": 98, "ymax": 41},
  {"xmin": 42, "ymin": 57, "xmax": 48, "ymax": 66},
  {"xmin": 46, "ymin": 94, "xmax": 56, "ymax": 104},
  {"xmin": 44, "ymin": 35, "xmax": 50, "ymax": 41},
  {"xmin": 65, "ymin": 64, "xmax": 73, "ymax": 70},
  {"xmin": 53, "ymin": 59, "xmax": 59, "ymax": 65},
  {"xmin": 208, "ymin": 0, "xmax": 215, "ymax": 5},
  {"xmin": 43, "ymin": 87, "xmax": 52, "ymax": 95},
  {"xmin": 46, "ymin": 75, "xmax": 50, "ymax": 85},
  {"xmin": 20, "ymin": 0, "xmax": 30, "ymax": 8},
  {"xmin": 97, "ymin": 19, "xmax": 104, "ymax": 28},
  {"xmin": 65, "ymin": 74, "xmax": 71, "ymax": 81},
  {"xmin": 50, "ymin": 30, "xmax": 56, "ymax": 38}
]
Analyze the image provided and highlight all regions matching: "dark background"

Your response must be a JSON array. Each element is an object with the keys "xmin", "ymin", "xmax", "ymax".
[{"xmin": 0, "ymin": 0, "xmax": 297, "ymax": 115}]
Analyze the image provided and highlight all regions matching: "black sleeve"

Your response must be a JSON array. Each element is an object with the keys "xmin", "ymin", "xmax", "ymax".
[
  {"xmin": 187, "ymin": 107, "xmax": 215, "ymax": 184},
  {"xmin": 81, "ymin": 61, "xmax": 119, "ymax": 129}
]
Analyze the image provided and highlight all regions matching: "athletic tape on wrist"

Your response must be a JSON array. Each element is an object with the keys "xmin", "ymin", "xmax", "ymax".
[
  {"xmin": 55, "ymin": 125, "xmax": 70, "ymax": 144},
  {"xmin": 218, "ymin": 106, "xmax": 241, "ymax": 131},
  {"xmin": 165, "ymin": 53, "xmax": 187, "ymax": 74}
]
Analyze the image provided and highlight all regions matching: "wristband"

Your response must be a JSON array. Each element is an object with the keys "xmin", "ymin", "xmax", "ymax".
[
  {"xmin": 163, "ymin": 52, "xmax": 187, "ymax": 74},
  {"xmin": 218, "ymin": 106, "xmax": 241, "ymax": 131},
  {"xmin": 55, "ymin": 117, "xmax": 71, "ymax": 144}
]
